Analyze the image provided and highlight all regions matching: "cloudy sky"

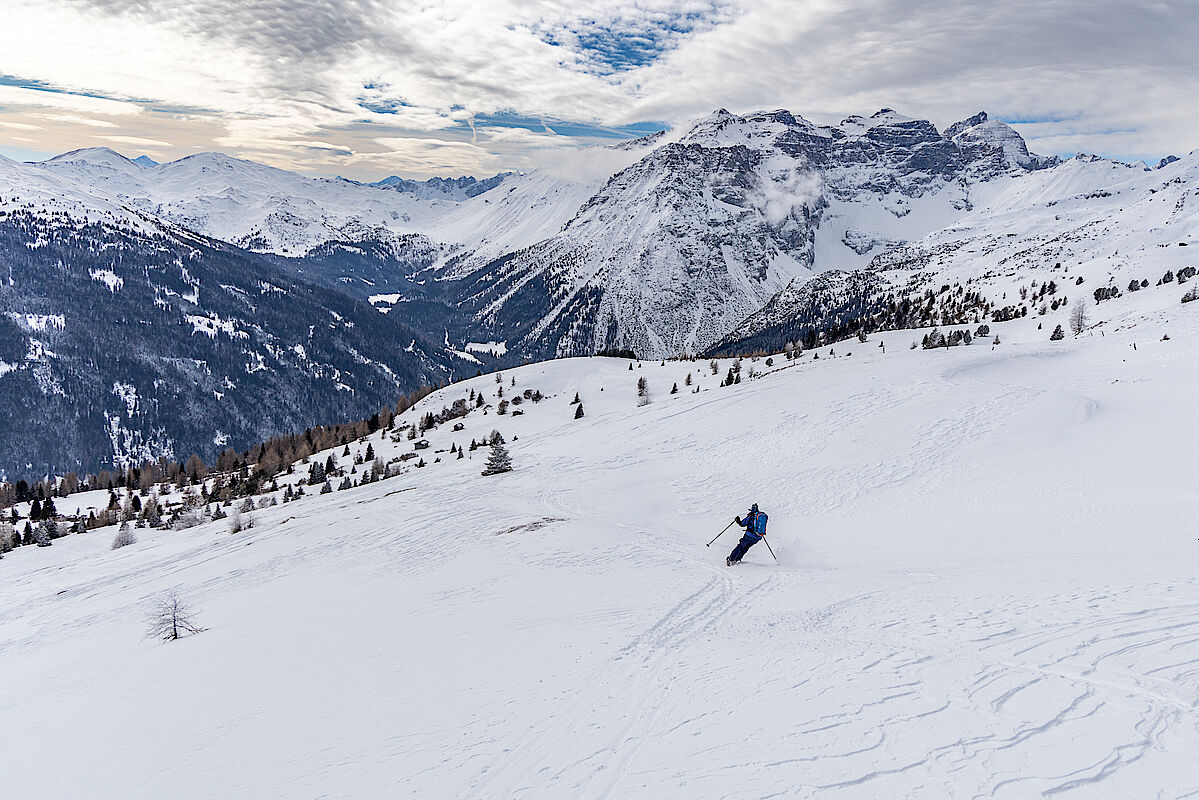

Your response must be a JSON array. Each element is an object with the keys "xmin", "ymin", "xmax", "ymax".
[{"xmin": 0, "ymin": 0, "xmax": 1193, "ymax": 179}]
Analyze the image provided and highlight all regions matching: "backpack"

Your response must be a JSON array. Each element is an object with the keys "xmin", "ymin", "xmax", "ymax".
[{"xmin": 751, "ymin": 512, "xmax": 768, "ymax": 536}]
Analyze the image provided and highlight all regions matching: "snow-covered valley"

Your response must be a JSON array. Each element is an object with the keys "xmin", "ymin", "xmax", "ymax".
[{"xmin": 3, "ymin": 287, "xmax": 1197, "ymax": 798}]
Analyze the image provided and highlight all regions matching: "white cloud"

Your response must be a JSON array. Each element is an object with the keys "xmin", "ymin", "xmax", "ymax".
[
  {"xmin": 101, "ymin": 135, "xmax": 174, "ymax": 148},
  {"xmin": 0, "ymin": 86, "xmax": 142, "ymax": 116},
  {"xmin": 0, "ymin": 0, "xmax": 1195, "ymax": 176}
]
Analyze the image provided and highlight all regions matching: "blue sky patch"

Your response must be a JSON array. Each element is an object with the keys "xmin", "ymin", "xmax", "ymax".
[{"xmin": 542, "ymin": 6, "xmax": 729, "ymax": 74}]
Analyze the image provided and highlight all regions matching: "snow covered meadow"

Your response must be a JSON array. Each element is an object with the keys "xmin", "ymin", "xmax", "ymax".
[{"xmin": 2, "ymin": 296, "xmax": 1198, "ymax": 798}]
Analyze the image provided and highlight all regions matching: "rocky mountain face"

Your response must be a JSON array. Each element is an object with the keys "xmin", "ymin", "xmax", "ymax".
[
  {"xmin": 713, "ymin": 149, "xmax": 1199, "ymax": 355},
  {"xmin": 445, "ymin": 108, "xmax": 1060, "ymax": 358},
  {"xmin": 370, "ymin": 173, "xmax": 511, "ymax": 200},
  {"xmin": 3, "ymin": 107, "xmax": 1192, "ymax": 476}
]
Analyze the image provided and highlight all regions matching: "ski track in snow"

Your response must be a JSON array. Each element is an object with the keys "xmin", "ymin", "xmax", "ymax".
[{"xmin": 2, "ymin": 311, "xmax": 1199, "ymax": 799}]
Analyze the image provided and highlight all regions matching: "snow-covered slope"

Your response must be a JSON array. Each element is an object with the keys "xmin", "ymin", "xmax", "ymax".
[
  {"xmin": 718, "ymin": 149, "xmax": 1199, "ymax": 354},
  {"xmin": 3, "ymin": 283, "xmax": 1198, "ymax": 797}
]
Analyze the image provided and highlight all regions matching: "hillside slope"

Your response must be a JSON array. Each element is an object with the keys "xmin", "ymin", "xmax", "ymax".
[
  {"xmin": 2, "ymin": 286, "xmax": 1197, "ymax": 798},
  {"xmin": 0, "ymin": 209, "xmax": 469, "ymax": 478}
]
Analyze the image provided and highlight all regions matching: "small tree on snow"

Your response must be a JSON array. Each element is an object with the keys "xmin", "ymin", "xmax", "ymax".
[
  {"xmin": 112, "ymin": 524, "xmax": 136, "ymax": 550},
  {"xmin": 34, "ymin": 520, "xmax": 54, "ymax": 547},
  {"xmin": 1069, "ymin": 302, "xmax": 1088, "ymax": 335},
  {"xmin": 481, "ymin": 439, "xmax": 513, "ymax": 476},
  {"xmin": 146, "ymin": 593, "xmax": 204, "ymax": 641},
  {"xmin": 228, "ymin": 509, "xmax": 254, "ymax": 533},
  {"xmin": 574, "ymin": 403, "xmax": 585, "ymax": 419},
  {"xmin": 1050, "ymin": 324, "xmax": 1065, "ymax": 341}
]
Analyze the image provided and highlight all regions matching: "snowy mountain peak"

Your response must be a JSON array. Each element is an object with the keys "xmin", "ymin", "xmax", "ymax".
[
  {"xmin": 44, "ymin": 146, "xmax": 137, "ymax": 167},
  {"xmin": 370, "ymin": 173, "xmax": 509, "ymax": 200},
  {"xmin": 944, "ymin": 110, "xmax": 989, "ymax": 137}
]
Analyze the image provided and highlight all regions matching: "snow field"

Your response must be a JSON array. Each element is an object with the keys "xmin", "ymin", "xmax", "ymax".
[{"xmin": 2, "ymin": 299, "xmax": 1199, "ymax": 798}]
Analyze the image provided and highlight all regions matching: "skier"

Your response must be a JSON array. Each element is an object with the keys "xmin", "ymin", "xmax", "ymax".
[{"xmin": 727, "ymin": 503, "xmax": 768, "ymax": 566}]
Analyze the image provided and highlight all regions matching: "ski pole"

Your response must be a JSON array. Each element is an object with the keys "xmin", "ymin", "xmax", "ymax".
[
  {"xmin": 706, "ymin": 520, "xmax": 736, "ymax": 547},
  {"xmin": 761, "ymin": 536, "xmax": 778, "ymax": 562}
]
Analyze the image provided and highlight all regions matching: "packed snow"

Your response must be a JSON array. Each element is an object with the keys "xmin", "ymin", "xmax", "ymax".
[{"xmin": 2, "ymin": 285, "xmax": 1197, "ymax": 798}]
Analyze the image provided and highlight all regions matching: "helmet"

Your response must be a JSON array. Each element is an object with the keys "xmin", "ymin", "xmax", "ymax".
[{"xmin": 750, "ymin": 503, "xmax": 758, "ymax": 512}]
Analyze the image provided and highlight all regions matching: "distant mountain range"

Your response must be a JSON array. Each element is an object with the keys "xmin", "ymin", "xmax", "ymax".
[{"xmin": 1, "ymin": 107, "xmax": 1194, "ymax": 476}]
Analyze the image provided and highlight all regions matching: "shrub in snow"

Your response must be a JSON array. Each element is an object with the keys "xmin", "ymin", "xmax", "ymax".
[
  {"xmin": 1178, "ymin": 266, "xmax": 1197, "ymax": 283},
  {"xmin": 228, "ymin": 510, "xmax": 253, "ymax": 533},
  {"xmin": 146, "ymin": 594, "xmax": 204, "ymax": 642},
  {"xmin": 575, "ymin": 403, "xmax": 585, "ymax": 419},
  {"xmin": 976, "ymin": 324, "xmax": 990, "ymax": 336},
  {"xmin": 1183, "ymin": 285, "xmax": 1199, "ymax": 303},
  {"xmin": 1128, "ymin": 279, "xmax": 1142, "ymax": 292},
  {"xmin": 1050, "ymin": 325, "xmax": 1065, "ymax": 341},
  {"xmin": 111, "ymin": 527, "xmax": 137, "ymax": 550},
  {"xmin": 320, "ymin": 480, "xmax": 332, "ymax": 494}
]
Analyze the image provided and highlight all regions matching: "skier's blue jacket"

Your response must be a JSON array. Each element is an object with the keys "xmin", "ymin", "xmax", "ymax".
[{"xmin": 740, "ymin": 509, "xmax": 768, "ymax": 539}]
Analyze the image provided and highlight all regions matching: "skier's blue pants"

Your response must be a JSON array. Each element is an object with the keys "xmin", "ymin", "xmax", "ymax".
[{"xmin": 729, "ymin": 533, "xmax": 759, "ymax": 563}]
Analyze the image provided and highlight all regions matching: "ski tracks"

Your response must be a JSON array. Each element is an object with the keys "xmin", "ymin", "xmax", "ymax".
[{"xmin": 458, "ymin": 480, "xmax": 778, "ymax": 799}]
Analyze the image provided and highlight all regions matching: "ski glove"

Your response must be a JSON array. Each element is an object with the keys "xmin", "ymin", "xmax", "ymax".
[{"xmin": 735, "ymin": 517, "xmax": 742, "ymax": 526}]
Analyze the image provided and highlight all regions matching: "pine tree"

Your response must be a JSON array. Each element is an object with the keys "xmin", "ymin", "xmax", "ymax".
[
  {"xmin": 670, "ymin": 383, "xmax": 678, "ymax": 394},
  {"xmin": 685, "ymin": 373, "xmax": 692, "ymax": 386},
  {"xmin": 481, "ymin": 440, "xmax": 513, "ymax": 476},
  {"xmin": 1050, "ymin": 324, "xmax": 1065, "ymax": 341},
  {"xmin": 365, "ymin": 443, "xmax": 375, "ymax": 461},
  {"xmin": 572, "ymin": 392, "xmax": 580, "ymax": 404},
  {"xmin": 575, "ymin": 403, "xmax": 585, "ymax": 419}
]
